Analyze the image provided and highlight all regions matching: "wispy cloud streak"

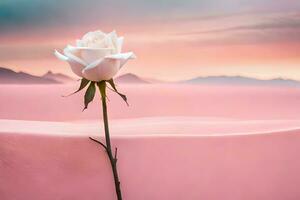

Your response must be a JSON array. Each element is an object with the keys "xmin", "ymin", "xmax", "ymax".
[{"xmin": 177, "ymin": 16, "xmax": 300, "ymax": 35}]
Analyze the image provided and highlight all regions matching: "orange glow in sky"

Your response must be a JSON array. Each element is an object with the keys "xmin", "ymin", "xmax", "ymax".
[{"xmin": 0, "ymin": 1, "xmax": 300, "ymax": 81}]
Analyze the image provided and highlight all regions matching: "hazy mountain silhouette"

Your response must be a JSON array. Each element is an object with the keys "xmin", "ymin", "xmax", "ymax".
[
  {"xmin": 182, "ymin": 76, "xmax": 300, "ymax": 87},
  {"xmin": 1, "ymin": 66, "xmax": 299, "ymax": 87},
  {"xmin": 115, "ymin": 73, "xmax": 149, "ymax": 84},
  {"xmin": 0, "ymin": 67, "xmax": 76, "ymax": 84},
  {"xmin": 42, "ymin": 71, "xmax": 75, "ymax": 83},
  {"xmin": 0, "ymin": 67, "xmax": 61, "ymax": 84}
]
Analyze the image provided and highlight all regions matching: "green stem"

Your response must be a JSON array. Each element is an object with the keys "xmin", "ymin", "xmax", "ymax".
[{"xmin": 99, "ymin": 81, "xmax": 123, "ymax": 200}]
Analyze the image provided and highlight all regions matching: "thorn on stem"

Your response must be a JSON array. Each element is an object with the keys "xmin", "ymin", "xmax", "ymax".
[
  {"xmin": 89, "ymin": 137, "xmax": 107, "ymax": 151},
  {"xmin": 114, "ymin": 147, "xmax": 118, "ymax": 158}
]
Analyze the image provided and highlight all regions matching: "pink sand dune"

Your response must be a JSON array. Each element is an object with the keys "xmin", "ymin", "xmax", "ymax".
[
  {"xmin": 0, "ymin": 127, "xmax": 300, "ymax": 200},
  {"xmin": 1, "ymin": 84, "xmax": 300, "ymax": 121},
  {"xmin": 1, "ymin": 118, "xmax": 300, "ymax": 200},
  {"xmin": 1, "ymin": 117, "xmax": 300, "ymax": 136},
  {"xmin": 1, "ymin": 84, "xmax": 300, "ymax": 199}
]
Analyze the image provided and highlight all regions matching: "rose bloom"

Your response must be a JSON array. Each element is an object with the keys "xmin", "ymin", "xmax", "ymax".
[{"xmin": 55, "ymin": 30, "xmax": 136, "ymax": 81}]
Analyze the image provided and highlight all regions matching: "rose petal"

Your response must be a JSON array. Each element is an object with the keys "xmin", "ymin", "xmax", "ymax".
[
  {"xmin": 108, "ymin": 30, "xmax": 118, "ymax": 41},
  {"xmin": 105, "ymin": 52, "xmax": 136, "ymax": 68},
  {"xmin": 80, "ymin": 48, "xmax": 113, "ymax": 64},
  {"xmin": 117, "ymin": 37, "xmax": 124, "ymax": 53},
  {"xmin": 102, "ymin": 35, "xmax": 115, "ymax": 49},
  {"xmin": 64, "ymin": 45, "xmax": 87, "ymax": 66},
  {"xmin": 54, "ymin": 50, "xmax": 85, "ymax": 77},
  {"xmin": 82, "ymin": 30, "xmax": 106, "ymax": 41},
  {"xmin": 76, "ymin": 39, "xmax": 84, "ymax": 47},
  {"xmin": 82, "ymin": 58, "xmax": 121, "ymax": 81},
  {"xmin": 54, "ymin": 50, "xmax": 68, "ymax": 61},
  {"xmin": 108, "ymin": 30, "xmax": 119, "ymax": 53}
]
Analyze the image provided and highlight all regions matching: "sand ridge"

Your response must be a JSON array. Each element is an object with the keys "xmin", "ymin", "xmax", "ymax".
[{"xmin": 1, "ymin": 117, "xmax": 300, "ymax": 137}]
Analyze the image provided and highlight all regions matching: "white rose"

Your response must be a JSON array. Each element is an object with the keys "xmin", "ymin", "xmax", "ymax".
[{"xmin": 54, "ymin": 30, "xmax": 136, "ymax": 81}]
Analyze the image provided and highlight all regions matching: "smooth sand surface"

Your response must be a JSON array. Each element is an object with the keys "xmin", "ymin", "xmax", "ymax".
[
  {"xmin": 1, "ymin": 84, "xmax": 300, "ymax": 199},
  {"xmin": 1, "ymin": 125, "xmax": 300, "ymax": 199},
  {"xmin": 1, "ymin": 84, "xmax": 300, "ymax": 121}
]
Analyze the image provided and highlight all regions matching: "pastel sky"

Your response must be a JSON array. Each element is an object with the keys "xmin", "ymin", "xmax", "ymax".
[{"xmin": 0, "ymin": 0, "xmax": 300, "ymax": 81}]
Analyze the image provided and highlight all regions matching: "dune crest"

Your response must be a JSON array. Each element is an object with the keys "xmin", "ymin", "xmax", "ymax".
[{"xmin": 1, "ymin": 117, "xmax": 300, "ymax": 137}]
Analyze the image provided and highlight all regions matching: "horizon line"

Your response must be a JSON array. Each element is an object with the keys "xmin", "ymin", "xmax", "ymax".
[{"xmin": 1, "ymin": 66, "xmax": 300, "ymax": 83}]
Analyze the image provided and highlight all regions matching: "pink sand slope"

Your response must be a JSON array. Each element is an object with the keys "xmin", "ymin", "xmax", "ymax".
[
  {"xmin": 1, "ymin": 84, "xmax": 300, "ymax": 121},
  {"xmin": 1, "ymin": 118, "xmax": 300, "ymax": 200},
  {"xmin": 1, "ymin": 84, "xmax": 300, "ymax": 199}
]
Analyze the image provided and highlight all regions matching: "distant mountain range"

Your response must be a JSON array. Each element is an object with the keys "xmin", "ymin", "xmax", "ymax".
[
  {"xmin": 0, "ymin": 67, "xmax": 148, "ymax": 84},
  {"xmin": 0, "ymin": 67, "xmax": 75, "ymax": 84},
  {"xmin": 115, "ymin": 73, "xmax": 149, "ymax": 84},
  {"xmin": 1, "ymin": 67, "xmax": 300, "ymax": 87},
  {"xmin": 182, "ymin": 76, "xmax": 300, "ymax": 87},
  {"xmin": 42, "ymin": 71, "xmax": 74, "ymax": 83},
  {"xmin": 0, "ymin": 67, "xmax": 59, "ymax": 84}
]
